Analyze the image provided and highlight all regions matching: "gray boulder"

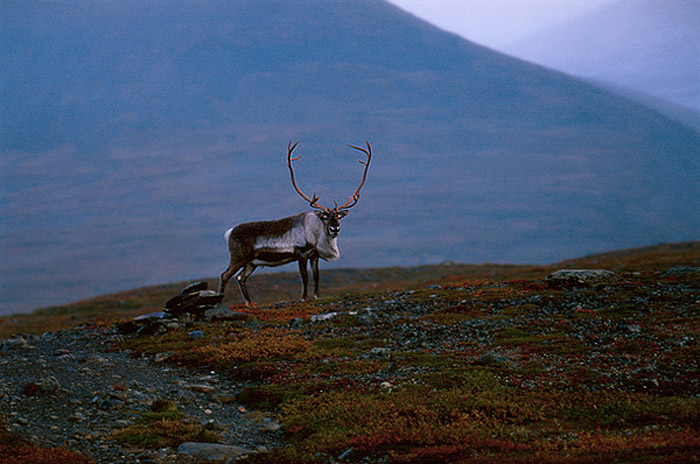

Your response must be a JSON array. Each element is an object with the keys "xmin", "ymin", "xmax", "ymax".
[
  {"xmin": 203, "ymin": 305, "xmax": 251, "ymax": 322},
  {"xmin": 177, "ymin": 442, "xmax": 254, "ymax": 461},
  {"xmin": 116, "ymin": 311, "xmax": 167, "ymax": 335},
  {"xmin": 546, "ymin": 269, "xmax": 616, "ymax": 287},
  {"xmin": 663, "ymin": 266, "xmax": 700, "ymax": 277},
  {"xmin": 165, "ymin": 288, "xmax": 225, "ymax": 317}
]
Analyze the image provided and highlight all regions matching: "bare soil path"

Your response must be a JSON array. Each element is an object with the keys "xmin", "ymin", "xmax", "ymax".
[{"xmin": 1, "ymin": 325, "xmax": 279, "ymax": 463}]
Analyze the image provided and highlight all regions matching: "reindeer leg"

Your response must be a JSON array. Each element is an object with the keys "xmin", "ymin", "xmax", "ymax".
[
  {"xmin": 218, "ymin": 260, "xmax": 244, "ymax": 295},
  {"xmin": 311, "ymin": 256, "xmax": 320, "ymax": 299},
  {"xmin": 236, "ymin": 263, "xmax": 257, "ymax": 306},
  {"xmin": 298, "ymin": 257, "xmax": 309, "ymax": 301}
]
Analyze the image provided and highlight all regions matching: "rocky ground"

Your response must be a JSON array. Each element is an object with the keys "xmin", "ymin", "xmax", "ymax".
[
  {"xmin": 1, "ymin": 263, "xmax": 699, "ymax": 463},
  {"xmin": 0, "ymin": 324, "xmax": 281, "ymax": 463}
]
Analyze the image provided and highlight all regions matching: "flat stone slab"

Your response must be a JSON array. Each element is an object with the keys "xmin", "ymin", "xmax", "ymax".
[
  {"xmin": 203, "ymin": 305, "xmax": 252, "ymax": 322},
  {"xmin": 165, "ymin": 290, "xmax": 225, "ymax": 315},
  {"xmin": 180, "ymin": 281, "xmax": 209, "ymax": 295},
  {"xmin": 177, "ymin": 442, "xmax": 255, "ymax": 461},
  {"xmin": 546, "ymin": 269, "xmax": 616, "ymax": 287}
]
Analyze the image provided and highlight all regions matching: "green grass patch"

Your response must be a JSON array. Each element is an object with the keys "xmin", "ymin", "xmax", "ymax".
[
  {"xmin": 237, "ymin": 385, "xmax": 303, "ymax": 411},
  {"xmin": 312, "ymin": 335, "xmax": 385, "ymax": 357},
  {"xmin": 395, "ymin": 350, "xmax": 456, "ymax": 369},
  {"xmin": 111, "ymin": 401, "xmax": 217, "ymax": 449}
]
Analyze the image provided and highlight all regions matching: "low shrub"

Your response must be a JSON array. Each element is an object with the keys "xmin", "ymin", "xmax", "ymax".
[{"xmin": 0, "ymin": 418, "xmax": 94, "ymax": 464}]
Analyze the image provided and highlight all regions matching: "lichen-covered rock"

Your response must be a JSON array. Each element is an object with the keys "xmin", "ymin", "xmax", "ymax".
[
  {"xmin": 663, "ymin": 266, "xmax": 700, "ymax": 277},
  {"xmin": 203, "ymin": 305, "xmax": 251, "ymax": 322},
  {"xmin": 177, "ymin": 442, "xmax": 254, "ymax": 461},
  {"xmin": 2, "ymin": 335, "xmax": 30, "ymax": 351},
  {"xmin": 546, "ymin": 269, "xmax": 616, "ymax": 287}
]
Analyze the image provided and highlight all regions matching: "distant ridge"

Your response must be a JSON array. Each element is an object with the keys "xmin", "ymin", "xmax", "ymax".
[
  {"xmin": 1, "ymin": 0, "xmax": 699, "ymax": 314},
  {"xmin": 588, "ymin": 80, "xmax": 700, "ymax": 132},
  {"xmin": 11, "ymin": 241, "xmax": 700, "ymax": 326},
  {"xmin": 556, "ymin": 241, "xmax": 700, "ymax": 270},
  {"xmin": 503, "ymin": 0, "xmax": 700, "ymax": 112}
]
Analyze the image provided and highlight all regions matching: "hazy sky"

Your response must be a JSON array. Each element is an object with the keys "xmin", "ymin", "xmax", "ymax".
[{"xmin": 387, "ymin": 0, "xmax": 617, "ymax": 47}]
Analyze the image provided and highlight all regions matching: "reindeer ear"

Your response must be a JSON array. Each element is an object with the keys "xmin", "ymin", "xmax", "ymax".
[
  {"xmin": 315, "ymin": 210, "xmax": 329, "ymax": 220},
  {"xmin": 338, "ymin": 210, "xmax": 349, "ymax": 219}
]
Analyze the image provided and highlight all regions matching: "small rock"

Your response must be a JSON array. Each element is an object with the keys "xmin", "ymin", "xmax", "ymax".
[
  {"xmin": 474, "ymin": 351, "xmax": 513, "ymax": 367},
  {"xmin": 177, "ymin": 388, "xmax": 197, "ymax": 404},
  {"xmin": 133, "ymin": 311, "xmax": 166, "ymax": 322},
  {"xmin": 135, "ymin": 321, "xmax": 169, "ymax": 337},
  {"xmin": 189, "ymin": 330, "xmax": 205, "ymax": 340},
  {"xmin": 99, "ymin": 398, "xmax": 124, "ymax": 410},
  {"xmin": 213, "ymin": 393, "xmax": 238, "ymax": 404},
  {"xmin": 69, "ymin": 412, "xmax": 86, "ymax": 422},
  {"xmin": 38, "ymin": 376, "xmax": 62, "ymax": 394},
  {"xmin": 177, "ymin": 442, "xmax": 254, "ymax": 461},
  {"xmin": 185, "ymin": 384, "xmax": 215, "ymax": 393},
  {"xmin": 154, "ymin": 352, "xmax": 174, "ymax": 363},
  {"xmin": 369, "ymin": 347, "xmax": 392, "ymax": 359},
  {"xmin": 358, "ymin": 309, "xmax": 379, "ymax": 325},
  {"xmin": 258, "ymin": 418, "xmax": 282, "ymax": 432},
  {"xmin": 2, "ymin": 336, "xmax": 30, "ymax": 351},
  {"xmin": 310, "ymin": 312, "xmax": 338, "ymax": 322},
  {"xmin": 338, "ymin": 448, "xmax": 354, "ymax": 461},
  {"xmin": 626, "ymin": 324, "xmax": 642, "ymax": 334},
  {"xmin": 204, "ymin": 419, "xmax": 226, "ymax": 431},
  {"xmin": 86, "ymin": 354, "xmax": 110, "ymax": 364}
]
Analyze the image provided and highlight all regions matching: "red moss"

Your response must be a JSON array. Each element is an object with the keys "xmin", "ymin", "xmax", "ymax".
[{"xmin": 1, "ymin": 420, "xmax": 94, "ymax": 464}]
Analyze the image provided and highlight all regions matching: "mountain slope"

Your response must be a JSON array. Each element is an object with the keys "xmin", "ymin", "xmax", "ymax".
[
  {"xmin": 1, "ymin": 0, "xmax": 698, "ymax": 314},
  {"xmin": 503, "ymin": 0, "xmax": 700, "ymax": 111}
]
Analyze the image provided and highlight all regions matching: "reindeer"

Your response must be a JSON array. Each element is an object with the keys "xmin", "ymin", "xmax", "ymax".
[{"xmin": 218, "ymin": 140, "xmax": 372, "ymax": 305}]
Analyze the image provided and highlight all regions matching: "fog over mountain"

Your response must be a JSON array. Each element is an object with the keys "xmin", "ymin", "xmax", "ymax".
[
  {"xmin": 503, "ymin": 0, "xmax": 700, "ymax": 112},
  {"xmin": 1, "ymin": 0, "xmax": 698, "ymax": 314}
]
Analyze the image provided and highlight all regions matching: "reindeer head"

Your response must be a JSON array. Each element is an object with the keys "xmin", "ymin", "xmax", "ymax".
[
  {"xmin": 314, "ymin": 207, "xmax": 347, "ymax": 238},
  {"xmin": 287, "ymin": 140, "xmax": 371, "ymax": 238}
]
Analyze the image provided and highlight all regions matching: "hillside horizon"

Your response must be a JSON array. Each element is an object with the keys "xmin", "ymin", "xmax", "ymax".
[{"xmin": 0, "ymin": 241, "xmax": 695, "ymax": 322}]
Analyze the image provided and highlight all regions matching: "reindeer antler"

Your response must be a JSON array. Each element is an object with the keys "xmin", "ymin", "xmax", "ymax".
[
  {"xmin": 338, "ymin": 141, "xmax": 372, "ymax": 211},
  {"xmin": 287, "ymin": 141, "xmax": 329, "ymax": 213}
]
